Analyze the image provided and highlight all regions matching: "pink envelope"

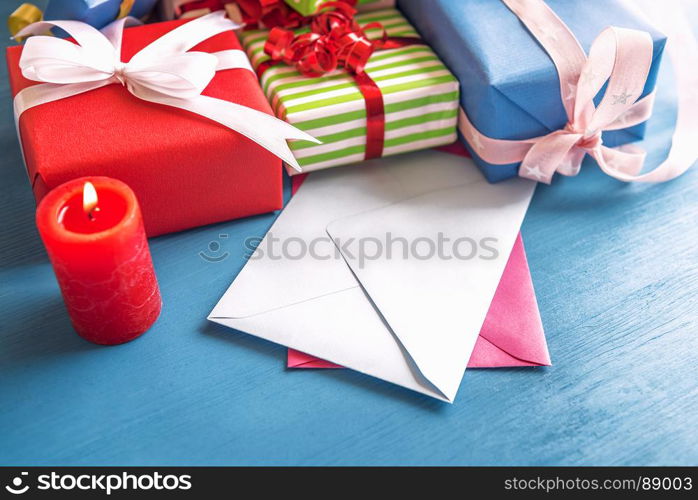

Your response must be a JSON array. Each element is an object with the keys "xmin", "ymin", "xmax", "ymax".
[{"xmin": 287, "ymin": 143, "xmax": 551, "ymax": 369}]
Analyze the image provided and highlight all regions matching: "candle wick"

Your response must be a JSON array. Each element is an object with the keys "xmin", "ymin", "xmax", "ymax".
[{"xmin": 88, "ymin": 210, "xmax": 95, "ymax": 221}]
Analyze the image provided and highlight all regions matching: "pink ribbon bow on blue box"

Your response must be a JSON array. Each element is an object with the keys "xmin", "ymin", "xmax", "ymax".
[{"xmin": 399, "ymin": 0, "xmax": 668, "ymax": 183}]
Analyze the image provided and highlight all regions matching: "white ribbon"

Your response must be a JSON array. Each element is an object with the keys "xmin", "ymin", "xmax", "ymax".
[{"xmin": 13, "ymin": 12, "xmax": 319, "ymax": 171}]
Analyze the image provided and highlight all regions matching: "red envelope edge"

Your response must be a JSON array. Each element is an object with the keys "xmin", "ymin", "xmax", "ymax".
[{"xmin": 287, "ymin": 145, "xmax": 551, "ymax": 369}]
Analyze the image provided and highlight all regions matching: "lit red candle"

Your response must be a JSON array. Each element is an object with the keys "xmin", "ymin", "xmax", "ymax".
[{"xmin": 36, "ymin": 176, "xmax": 161, "ymax": 344}]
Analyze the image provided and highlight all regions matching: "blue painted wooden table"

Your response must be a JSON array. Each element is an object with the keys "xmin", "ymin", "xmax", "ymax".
[{"xmin": 1, "ymin": 3, "xmax": 697, "ymax": 466}]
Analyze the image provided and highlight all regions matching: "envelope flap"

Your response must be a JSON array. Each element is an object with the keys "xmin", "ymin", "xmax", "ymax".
[{"xmin": 325, "ymin": 175, "xmax": 535, "ymax": 401}]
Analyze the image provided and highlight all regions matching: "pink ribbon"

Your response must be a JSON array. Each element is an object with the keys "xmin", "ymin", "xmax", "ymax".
[{"xmin": 459, "ymin": 0, "xmax": 698, "ymax": 184}]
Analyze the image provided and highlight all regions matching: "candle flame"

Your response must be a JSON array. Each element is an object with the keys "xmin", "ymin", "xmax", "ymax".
[{"xmin": 83, "ymin": 181, "xmax": 98, "ymax": 216}]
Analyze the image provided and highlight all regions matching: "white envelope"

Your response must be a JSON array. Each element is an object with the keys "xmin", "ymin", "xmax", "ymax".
[{"xmin": 209, "ymin": 150, "xmax": 535, "ymax": 402}]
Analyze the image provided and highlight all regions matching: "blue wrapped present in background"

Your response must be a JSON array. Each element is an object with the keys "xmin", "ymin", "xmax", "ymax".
[
  {"xmin": 44, "ymin": 0, "xmax": 157, "ymax": 26},
  {"xmin": 398, "ymin": 0, "xmax": 667, "ymax": 182},
  {"xmin": 9, "ymin": 0, "xmax": 158, "ymax": 37}
]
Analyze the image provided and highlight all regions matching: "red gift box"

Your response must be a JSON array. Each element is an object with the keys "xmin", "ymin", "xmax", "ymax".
[{"xmin": 6, "ymin": 19, "xmax": 282, "ymax": 237}]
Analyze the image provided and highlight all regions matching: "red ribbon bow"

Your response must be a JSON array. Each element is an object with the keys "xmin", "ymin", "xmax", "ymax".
[
  {"xmin": 263, "ymin": 1, "xmax": 400, "ymax": 77},
  {"xmin": 260, "ymin": 0, "xmax": 419, "ymax": 160},
  {"xmin": 237, "ymin": 0, "xmax": 307, "ymax": 29},
  {"xmin": 180, "ymin": 0, "xmax": 306, "ymax": 29}
]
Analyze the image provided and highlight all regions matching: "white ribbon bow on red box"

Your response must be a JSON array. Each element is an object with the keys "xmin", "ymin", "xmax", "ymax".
[{"xmin": 13, "ymin": 12, "xmax": 319, "ymax": 171}]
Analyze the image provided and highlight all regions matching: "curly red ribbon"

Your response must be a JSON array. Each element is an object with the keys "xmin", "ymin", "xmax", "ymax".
[
  {"xmin": 258, "ymin": 1, "xmax": 420, "ymax": 160},
  {"xmin": 180, "ymin": 0, "xmax": 306, "ymax": 29}
]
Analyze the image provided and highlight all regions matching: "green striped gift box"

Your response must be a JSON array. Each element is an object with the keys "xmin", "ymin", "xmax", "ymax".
[{"xmin": 239, "ymin": 8, "xmax": 460, "ymax": 173}]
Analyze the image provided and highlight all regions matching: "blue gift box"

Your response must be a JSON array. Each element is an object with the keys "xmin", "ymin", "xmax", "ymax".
[
  {"xmin": 398, "ymin": 0, "xmax": 667, "ymax": 182},
  {"xmin": 44, "ymin": 0, "xmax": 158, "ymax": 30}
]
